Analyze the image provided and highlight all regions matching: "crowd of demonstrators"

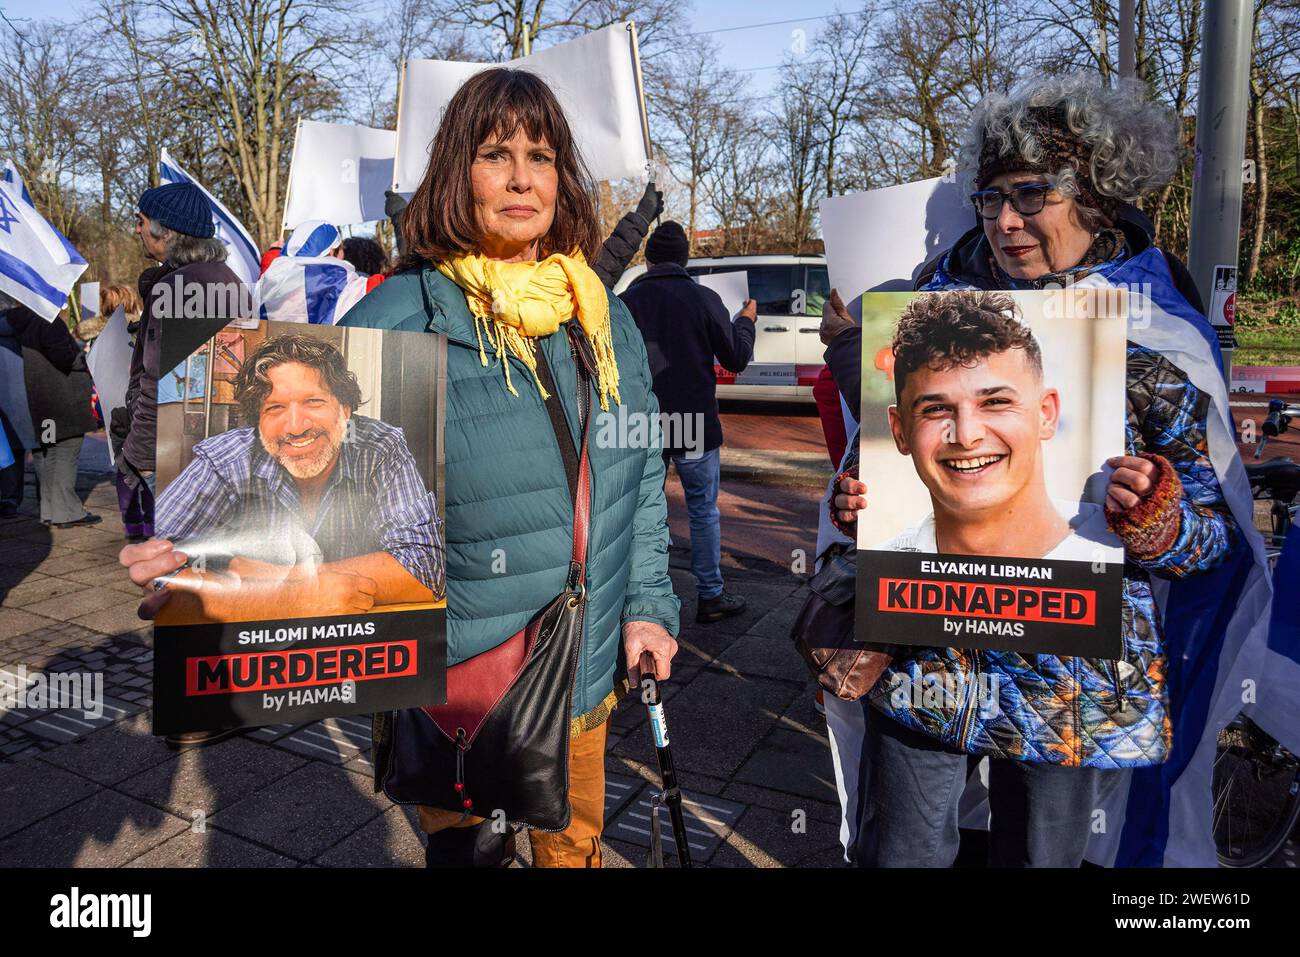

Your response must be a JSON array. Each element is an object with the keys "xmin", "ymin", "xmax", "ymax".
[
  {"xmin": 619, "ymin": 220, "xmax": 757, "ymax": 623},
  {"xmin": 813, "ymin": 73, "xmax": 1248, "ymax": 867},
  {"xmin": 0, "ymin": 293, "xmax": 99, "ymax": 526}
]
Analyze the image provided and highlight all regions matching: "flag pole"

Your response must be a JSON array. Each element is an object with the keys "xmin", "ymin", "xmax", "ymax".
[
  {"xmin": 627, "ymin": 21, "xmax": 653, "ymax": 184},
  {"xmin": 282, "ymin": 117, "xmax": 304, "ymax": 232},
  {"xmin": 391, "ymin": 60, "xmax": 409, "ymax": 194}
]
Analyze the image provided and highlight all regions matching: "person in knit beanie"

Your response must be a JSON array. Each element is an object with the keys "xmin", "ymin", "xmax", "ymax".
[{"xmin": 121, "ymin": 177, "xmax": 248, "ymax": 749}]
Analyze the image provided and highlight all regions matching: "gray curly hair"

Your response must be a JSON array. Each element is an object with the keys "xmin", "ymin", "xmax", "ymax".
[{"xmin": 959, "ymin": 73, "xmax": 1184, "ymax": 227}]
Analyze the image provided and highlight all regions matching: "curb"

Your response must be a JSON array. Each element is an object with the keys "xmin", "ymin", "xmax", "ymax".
[{"xmin": 715, "ymin": 448, "xmax": 830, "ymax": 489}]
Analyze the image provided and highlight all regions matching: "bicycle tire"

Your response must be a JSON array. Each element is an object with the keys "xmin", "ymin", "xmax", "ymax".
[{"xmin": 1213, "ymin": 722, "xmax": 1300, "ymax": 868}]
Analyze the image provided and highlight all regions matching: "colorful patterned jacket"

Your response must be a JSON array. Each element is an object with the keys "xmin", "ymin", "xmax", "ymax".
[{"xmin": 858, "ymin": 222, "xmax": 1238, "ymax": 769}]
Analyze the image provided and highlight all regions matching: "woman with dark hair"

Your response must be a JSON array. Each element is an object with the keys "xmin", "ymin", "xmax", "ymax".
[
  {"xmin": 819, "ymin": 74, "xmax": 1258, "ymax": 867},
  {"xmin": 339, "ymin": 68, "xmax": 680, "ymax": 867}
]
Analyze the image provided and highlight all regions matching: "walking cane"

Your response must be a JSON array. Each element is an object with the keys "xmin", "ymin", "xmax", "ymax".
[{"xmin": 640, "ymin": 652, "xmax": 693, "ymax": 868}]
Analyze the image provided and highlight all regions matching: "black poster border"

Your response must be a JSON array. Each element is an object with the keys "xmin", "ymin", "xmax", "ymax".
[{"xmin": 855, "ymin": 548, "xmax": 1125, "ymax": 659}]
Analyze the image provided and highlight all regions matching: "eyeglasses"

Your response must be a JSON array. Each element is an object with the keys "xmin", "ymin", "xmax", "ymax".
[{"xmin": 969, "ymin": 183, "xmax": 1055, "ymax": 220}]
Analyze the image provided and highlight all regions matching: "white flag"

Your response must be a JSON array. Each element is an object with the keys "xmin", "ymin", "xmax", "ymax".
[
  {"xmin": 79, "ymin": 281, "xmax": 100, "ymax": 320},
  {"xmin": 393, "ymin": 23, "xmax": 649, "ymax": 191},
  {"xmin": 819, "ymin": 177, "xmax": 972, "ymax": 302},
  {"xmin": 86, "ymin": 305, "xmax": 131, "ymax": 466},
  {"xmin": 283, "ymin": 120, "xmax": 396, "ymax": 227},
  {"xmin": 159, "ymin": 149, "xmax": 262, "ymax": 286},
  {"xmin": 0, "ymin": 178, "xmax": 87, "ymax": 321}
]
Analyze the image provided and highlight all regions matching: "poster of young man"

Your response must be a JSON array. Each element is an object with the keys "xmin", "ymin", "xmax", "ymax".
[
  {"xmin": 147, "ymin": 321, "xmax": 447, "ymax": 735},
  {"xmin": 856, "ymin": 288, "xmax": 1127, "ymax": 658}
]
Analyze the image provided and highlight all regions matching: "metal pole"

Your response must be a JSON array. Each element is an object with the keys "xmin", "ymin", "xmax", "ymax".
[
  {"xmin": 1118, "ymin": 0, "xmax": 1136, "ymax": 79},
  {"xmin": 1187, "ymin": 0, "xmax": 1253, "ymax": 387},
  {"xmin": 627, "ymin": 22, "xmax": 654, "ymax": 181}
]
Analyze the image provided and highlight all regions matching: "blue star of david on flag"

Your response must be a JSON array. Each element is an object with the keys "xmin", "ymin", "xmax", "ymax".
[{"xmin": 0, "ymin": 189, "xmax": 19, "ymax": 234}]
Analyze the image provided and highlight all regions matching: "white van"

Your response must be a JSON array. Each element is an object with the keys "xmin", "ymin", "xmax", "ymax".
[{"xmin": 615, "ymin": 254, "xmax": 829, "ymax": 402}]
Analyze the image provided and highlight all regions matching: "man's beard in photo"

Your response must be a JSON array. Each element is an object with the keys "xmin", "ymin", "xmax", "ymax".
[{"xmin": 260, "ymin": 410, "xmax": 347, "ymax": 480}]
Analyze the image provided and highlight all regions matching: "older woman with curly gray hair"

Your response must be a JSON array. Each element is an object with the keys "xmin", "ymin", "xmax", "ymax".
[
  {"xmin": 933, "ymin": 72, "xmax": 1189, "ymax": 286},
  {"xmin": 822, "ymin": 72, "xmax": 1244, "ymax": 867}
]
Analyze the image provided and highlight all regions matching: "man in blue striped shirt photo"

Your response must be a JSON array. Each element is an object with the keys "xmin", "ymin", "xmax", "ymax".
[{"xmin": 123, "ymin": 332, "xmax": 444, "ymax": 624}]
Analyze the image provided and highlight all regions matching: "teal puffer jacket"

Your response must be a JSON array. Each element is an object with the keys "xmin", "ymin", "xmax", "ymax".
[{"xmin": 341, "ymin": 267, "xmax": 680, "ymax": 719}]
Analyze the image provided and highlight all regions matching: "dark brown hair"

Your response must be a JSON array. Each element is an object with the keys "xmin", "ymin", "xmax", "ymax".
[
  {"xmin": 398, "ymin": 69, "xmax": 602, "ymax": 269},
  {"xmin": 233, "ymin": 333, "xmax": 363, "ymax": 424},
  {"xmin": 892, "ymin": 291, "xmax": 1042, "ymax": 403}
]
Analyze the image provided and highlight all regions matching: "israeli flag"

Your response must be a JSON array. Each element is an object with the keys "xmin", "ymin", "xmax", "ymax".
[
  {"xmin": 0, "ymin": 177, "xmax": 87, "ymax": 321},
  {"xmin": 159, "ymin": 148, "xmax": 261, "ymax": 286},
  {"xmin": 1, "ymin": 159, "xmax": 34, "ymax": 207},
  {"xmin": 1260, "ymin": 532, "xmax": 1300, "ymax": 752},
  {"xmin": 253, "ymin": 220, "xmax": 367, "ymax": 325},
  {"xmin": 1073, "ymin": 247, "xmax": 1279, "ymax": 867}
]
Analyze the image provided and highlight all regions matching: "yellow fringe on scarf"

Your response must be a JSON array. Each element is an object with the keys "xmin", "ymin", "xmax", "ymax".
[{"xmin": 436, "ymin": 251, "xmax": 622, "ymax": 410}]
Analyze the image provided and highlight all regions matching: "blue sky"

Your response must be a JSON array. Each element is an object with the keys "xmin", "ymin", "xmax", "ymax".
[{"xmin": 0, "ymin": 0, "xmax": 845, "ymax": 94}]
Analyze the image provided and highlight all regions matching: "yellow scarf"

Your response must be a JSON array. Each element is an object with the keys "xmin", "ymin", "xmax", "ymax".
[{"xmin": 437, "ymin": 251, "xmax": 621, "ymax": 410}]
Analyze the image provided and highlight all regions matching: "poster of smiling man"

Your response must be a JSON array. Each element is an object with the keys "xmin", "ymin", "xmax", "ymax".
[
  {"xmin": 856, "ymin": 288, "xmax": 1127, "ymax": 658},
  {"xmin": 148, "ymin": 321, "xmax": 447, "ymax": 734}
]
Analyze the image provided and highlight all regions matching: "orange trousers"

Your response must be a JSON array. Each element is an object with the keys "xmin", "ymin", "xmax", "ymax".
[{"xmin": 417, "ymin": 718, "xmax": 608, "ymax": 868}]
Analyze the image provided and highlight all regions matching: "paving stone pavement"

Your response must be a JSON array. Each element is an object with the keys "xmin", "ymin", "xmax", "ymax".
[{"xmin": 0, "ymin": 448, "xmax": 843, "ymax": 868}]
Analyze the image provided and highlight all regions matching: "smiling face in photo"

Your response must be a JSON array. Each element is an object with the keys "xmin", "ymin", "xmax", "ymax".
[
  {"xmin": 257, "ymin": 362, "xmax": 350, "ymax": 481},
  {"xmin": 888, "ymin": 347, "xmax": 1060, "ymax": 517}
]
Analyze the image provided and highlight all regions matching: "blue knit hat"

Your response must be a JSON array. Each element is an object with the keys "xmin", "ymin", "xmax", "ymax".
[{"xmin": 138, "ymin": 182, "xmax": 215, "ymax": 238}]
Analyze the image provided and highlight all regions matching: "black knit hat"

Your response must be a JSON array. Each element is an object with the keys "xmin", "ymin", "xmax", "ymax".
[
  {"xmin": 138, "ymin": 182, "xmax": 216, "ymax": 239},
  {"xmin": 645, "ymin": 221, "xmax": 689, "ymax": 266}
]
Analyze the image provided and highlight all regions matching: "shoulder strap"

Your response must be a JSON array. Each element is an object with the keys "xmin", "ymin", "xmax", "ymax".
[
  {"xmin": 535, "ymin": 347, "xmax": 580, "ymax": 502},
  {"xmin": 535, "ymin": 324, "xmax": 595, "ymax": 588}
]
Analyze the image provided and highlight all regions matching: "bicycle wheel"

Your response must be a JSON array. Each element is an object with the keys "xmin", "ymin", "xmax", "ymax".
[{"xmin": 1213, "ymin": 718, "xmax": 1300, "ymax": 867}]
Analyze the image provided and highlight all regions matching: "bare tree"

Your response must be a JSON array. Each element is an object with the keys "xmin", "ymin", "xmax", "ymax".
[
  {"xmin": 806, "ymin": 7, "xmax": 873, "ymax": 198},
  {"xmin": 771, "ymin": 69, "xmax": 825, "ymax": 253},
  {"xmin": 130, "ymin": 0, "xmax": 357, "ymax": 247},
  {"xmin": 656, "ymin": 39, "xmax": 737, "ymax": 251},
  {"xmin": 0, "ymin": 20, "xmax": 95, "ymax": 234},
  {"xmin": 435, "ymin": 0, "xmax": 681, "ymax": 60}
]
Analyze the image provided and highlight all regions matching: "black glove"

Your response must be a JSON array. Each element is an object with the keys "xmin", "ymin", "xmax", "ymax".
[
  {"xmin": 384, "ymin": 189, "xmax": 409, "ymax": 219},
  {"xmin": 635, "ymin": 181, "xmax": 663, "ymax": 225}
]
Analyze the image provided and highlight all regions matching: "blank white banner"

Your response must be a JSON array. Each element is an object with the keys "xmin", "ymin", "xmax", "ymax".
[
  {"xmin": 393, "ymin": 23, "xmax": 649, "ymax": 191},
  {"xmin": 819, "ymin": 177, "xmax": 972, "ymax": 302},
  {"xmin": 283, "ymin": 120, "xmax": 397, "ymax": 227}
]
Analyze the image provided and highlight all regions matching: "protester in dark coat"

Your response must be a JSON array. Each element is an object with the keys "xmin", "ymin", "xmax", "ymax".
[
  {"xmin": 5, "ymin": 304, "xmax": 99, "ymax": 526},
  {"xmin": 0, "ymin": 294, "xmax": 34, "ymax": 516},
  {"xmin": 619, "ymin": 220, "xmax": 756, "ymax": 623},
  {"xmin": 123, "ymin": 182, "xmax": 245, "ymax": 495}
]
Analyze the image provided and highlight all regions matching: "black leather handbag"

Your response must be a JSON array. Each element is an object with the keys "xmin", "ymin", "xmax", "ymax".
[{"xmin": 375, "ymin": 324, "xmax": 595, "ymax": 832}]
